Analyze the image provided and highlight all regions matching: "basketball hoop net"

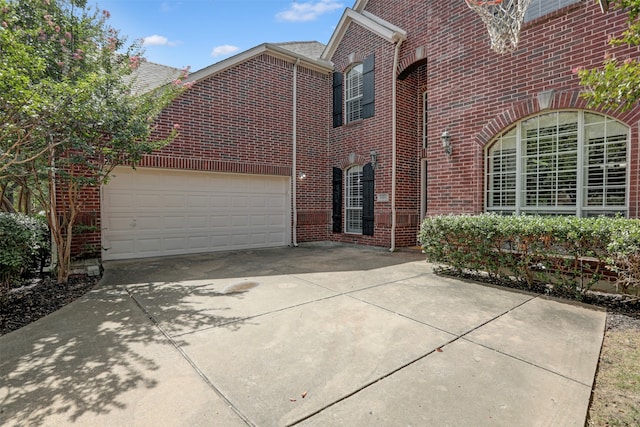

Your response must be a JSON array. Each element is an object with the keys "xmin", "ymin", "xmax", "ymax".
[{"xmin": 465, "ymin": 0, "xmax": 533, "ymax": 54}]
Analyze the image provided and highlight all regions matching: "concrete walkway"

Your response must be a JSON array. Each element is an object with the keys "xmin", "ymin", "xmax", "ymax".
[{"xmin": 0, "ymin": 243, "xmax": 606, "ymax": 426}]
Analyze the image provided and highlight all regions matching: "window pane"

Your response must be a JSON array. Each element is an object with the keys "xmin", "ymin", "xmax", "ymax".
[
  {"xmin": 345, "ymin": 64, "xmax": 363, "ymax": 123},
  {"xmin": 521, "ymin": 112, "xmax": 578, "ymax": 209},
  {"xmin": 487, "ymin": 128, "xmax": 516, "ymax": 210},
  {"xmin": 345, "ymin": 166, "xmax": 363, "ymax": 233},
  {"xmin": 583, "ymin": 116, "xmax": 628, "ymax": 209},
  {"xmin": 525, "ymin": 0, "xmax": 580, "ymax": 23}
]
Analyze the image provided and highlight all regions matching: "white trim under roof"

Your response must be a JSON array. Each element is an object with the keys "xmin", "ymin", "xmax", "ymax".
[
  {"xmin": 321, "ymin": 8, "xmax": 407, "ymax": 61},
  {"xmin": 353, "ymin": 0, "xmax": 369, "ymax": 12},
  {"xmin": 188, "ymin": 43, "xmax": 333, "ymax": 83}
]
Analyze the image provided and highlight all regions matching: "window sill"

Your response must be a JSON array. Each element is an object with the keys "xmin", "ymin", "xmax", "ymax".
[{"xmin": 345, "ymin": 119, "xmax": 363, "ymax": 127}]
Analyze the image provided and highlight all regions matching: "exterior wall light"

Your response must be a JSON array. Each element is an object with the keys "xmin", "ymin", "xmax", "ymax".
[
  {"xmin": 370, "ymin": 150, "xmax": 378, "ymax": 169},
  {"xmin": 441, "ymin": 130, "xmax": 452, "ymax": 155}
]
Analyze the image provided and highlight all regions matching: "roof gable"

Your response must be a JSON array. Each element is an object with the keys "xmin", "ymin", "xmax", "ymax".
[
  {"xmin": 321, "ymin": 8, "xmax": 406, "ymax": 61},
  {"xmin": 189, "ymin": 42, "xmax": 332, "ymax": 83}
]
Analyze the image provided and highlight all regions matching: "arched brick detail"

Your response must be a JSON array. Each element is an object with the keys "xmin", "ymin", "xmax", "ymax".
[
  {"xmin": 334, "ymin": 52, "xmax": 368, "ymax": 73},
  {"xmin": 337, "ymin": 152, "xmax": 369, "ymax": 169},
  {"xmin": 474, "ymin": 88, "xmax": 591, "ymax": 148},
  {"xmin": 398, "ymin": 46, "xmax": 427, "ymax": 80}
]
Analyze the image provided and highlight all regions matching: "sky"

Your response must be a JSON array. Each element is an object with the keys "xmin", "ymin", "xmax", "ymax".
[{"xmin": 95, "ymin": 0, "xmax": 348, "ymax": 71}]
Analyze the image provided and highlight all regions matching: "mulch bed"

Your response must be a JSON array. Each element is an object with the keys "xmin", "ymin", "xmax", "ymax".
[
  {"xmin": 434, "ymin": 266, "xmax": 640, "ymax": 331},
  {"xmin": 1, "ymin": 275, "xmax": 98, "ymax": 336}
]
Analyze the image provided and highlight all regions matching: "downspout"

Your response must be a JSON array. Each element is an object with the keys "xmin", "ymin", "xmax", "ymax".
[
  {"xmin": 389, "ymin": 38, "xmax": 403, "ymax": 252},
  {"xmin": 292, "ymin": 58, "xmax": 300, "ymax": 247}
]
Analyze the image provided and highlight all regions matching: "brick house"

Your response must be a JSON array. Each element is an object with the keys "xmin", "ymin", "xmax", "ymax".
[{"xmin": 67, "ymin": 0, "xmax": 640, "ymax": 260}]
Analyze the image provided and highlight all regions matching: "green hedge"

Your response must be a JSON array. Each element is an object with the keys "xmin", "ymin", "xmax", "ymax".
[
  {"xmin": 0, "ymin": 212, "xmax": 50, "ymax": 292},
  {"xmin": 418, "ymin": 214, "xmax": 640, "ymax": 296}
]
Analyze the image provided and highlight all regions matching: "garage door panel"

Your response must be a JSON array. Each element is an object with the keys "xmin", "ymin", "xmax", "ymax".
[
  {"xmin": 137, "ymin": 237, "xmax": 163, "ymax": 252},
  {"xmin": 231, "ymin": 196, "xmax": 249, "ymax": 208},
  {"xmin": 188, "ymin": 195, "xmax": 210, "ymax": 208},
  {"xmin": 251, "ymin": 216, "xmax": 267, "ymax": 226},
  {"xmin": 251, "ymin": 197, "xmax": 267, "ymax": 208},
  {"xmin": 137, "ymin": 216, "xmax": 163, "ymax": 230},
  {"xmin": 190, "ymin": 216, "xmax": 209, "ymax": 228},
  {"xmin": 106, "ymin": 192, "xmax": 135, "ymax": 209},
  {"xmin": 210, "ymin": 215, "xmax": 229, "ymax": 228},
  {"xmin": 138, "ymin": 194, "xmax": 162, "ymax": 209},
  {"xmin": 163, "ymin": 216, "xmax": 185, "ymax": 229},
  {"xmin": 163, "ymin": 237, "xmax": 186, "ymax": 251},
  {"xmin": 102, "ymin": 167, "xmax": 290, "ymax": 260},
  {"xmin": 188, "ymin": 236, "xmax": 210, "ymax": 249},
  {"xmin": 269, "ymin": 215, "xmax": 285, "ymax": 226},
  {"xmin": 211, "ymin": 195, "xmax": 229, "ymax": 206},
  {"xmin": 162, "ymin": 194, "xmax": 186, "ymax": 207}
]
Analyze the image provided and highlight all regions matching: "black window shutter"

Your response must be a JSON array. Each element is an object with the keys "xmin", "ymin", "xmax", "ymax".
[
  {"xmin": 362, "ymin": 54, "xmax": 375, "ymax": 119},
  {"xmin": 332, "ymin": 167, "xmax": 343, "ymax": 233},
  {"xmin": 332, "ymin": 72, "xmax": 343, "ymax": 128},
  {"xmin": 362, "ymin": 163, "xmax": 374, "ymax": 235}
]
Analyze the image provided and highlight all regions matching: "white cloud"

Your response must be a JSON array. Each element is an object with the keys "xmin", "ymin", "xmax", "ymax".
[
  {"xmin": 211, "ymin": 44, "xmax": 240, "ymax": 58},
  {"xmin": 143, "ymin": 34, "xmax": 179, "ymax": 47},
  {"xmin": 276, "ymin": 0, "xmax": 343, "ymax": 23}
]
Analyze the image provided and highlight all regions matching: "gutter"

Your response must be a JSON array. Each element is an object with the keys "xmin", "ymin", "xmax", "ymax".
[
  {"xmin": 389, "ymin": 37, "xmax": 404, "ymax": 252},
  {"xmin": 292, "ymin": 58, "xmax": 300, "ymax": 247}
]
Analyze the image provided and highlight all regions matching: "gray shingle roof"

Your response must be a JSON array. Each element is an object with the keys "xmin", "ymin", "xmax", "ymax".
[
  {"xmin": 272, "ymin": 41, "xmax": 326, "ymax": 60},
  {"xmin": 124, "ymin": 60, "xmax": 182, "ymax": 95}
]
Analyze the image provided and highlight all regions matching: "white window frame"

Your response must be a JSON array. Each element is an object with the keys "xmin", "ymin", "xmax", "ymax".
[
  {"xmin": 345, "ymin": 165, "xmax": 363, "ymax": 233},
  {"xmin": 485, "ymin": 110, "xmax": 629, "ymax": 217},
  {"xmin": 524, "ymin": 0, "xmax": 580, "ymax": 23},
  {"xmin": 345, "ymin": 64, "xmax": 363, "ymax": 123}
]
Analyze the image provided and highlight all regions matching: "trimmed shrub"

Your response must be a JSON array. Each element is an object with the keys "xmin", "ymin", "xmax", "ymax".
[
  {"xmin": 607, "ymin": 222, "xmax": 640, "ymax": 294},
  {"xmin": 419, "ymin": 214, "xmax": 639, "ymax": 296},
  {"xmin": 0, "ymin": 212, "xmax": 50, "ymax": 292}
]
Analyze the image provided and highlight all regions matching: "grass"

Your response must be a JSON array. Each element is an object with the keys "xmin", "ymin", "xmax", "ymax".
[{"xmin": 587, "ymin": 324, "xmax": 640, "ymax": 426}]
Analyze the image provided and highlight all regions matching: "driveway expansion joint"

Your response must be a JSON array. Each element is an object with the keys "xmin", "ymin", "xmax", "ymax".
[{"xmin": 125, "ymin": 287, "xmax": 255, "ymax": 426}]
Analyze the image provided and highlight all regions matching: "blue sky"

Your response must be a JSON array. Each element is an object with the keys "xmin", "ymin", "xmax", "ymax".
[{"xmin": 95, "ymin": 0, "xmax": 347, "ymax": 71}]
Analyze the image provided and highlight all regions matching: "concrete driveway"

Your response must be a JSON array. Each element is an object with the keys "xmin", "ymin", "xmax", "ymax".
[{"xmin": 0, "ymin": 243, "xmax": 606, "ymax": 426}]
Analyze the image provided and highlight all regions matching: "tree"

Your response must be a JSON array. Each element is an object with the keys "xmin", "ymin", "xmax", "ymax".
[
  {"xmin": 0, "ymin": 0, "xmax": 188, "ymax": 282},
  {"xmin": 576, "ymin": 0, "xmax": 640, "ymax": 111}
]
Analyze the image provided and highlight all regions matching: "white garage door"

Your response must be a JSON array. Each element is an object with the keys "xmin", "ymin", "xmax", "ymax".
[{"xmin": 101, "ymin": 167, "xmax": 291, "ymax": 260}]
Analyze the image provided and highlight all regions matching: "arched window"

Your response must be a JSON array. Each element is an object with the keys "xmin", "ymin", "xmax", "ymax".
[
  {"xmin": 345, "ymin": 165, "xmax": 363, "ymax": 233},
  {"xmin": 345, "ymin": 64, "xmax": 363, "ymax": 123},
  {"xmin": 486, "ymin": 111, "xmax": 629, "ymax": 217}
]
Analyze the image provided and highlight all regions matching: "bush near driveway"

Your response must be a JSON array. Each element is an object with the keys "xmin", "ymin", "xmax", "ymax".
[
  {"xmin": 0, "ymin": 212, "xmax": 50, "ymax": 293},
  {"xmin": 419, "ymin": 214, "xmax": 640, "ymax": 297}
]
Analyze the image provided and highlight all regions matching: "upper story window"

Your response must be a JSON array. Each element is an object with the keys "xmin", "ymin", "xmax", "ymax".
[
  {"xmin": 486, "ymin": 111, "xmax": 629, "ymax": 217},
  {"xmin": 524, "ymin": 0, "xmax": 580, "ymax": 22},
  {"xmin": 332, "ymin": 53, "xmax": 375, "ymax": 128},
  {"xmin": 345, "ymin": 64, "xmax": 363, "ymax": 123}
]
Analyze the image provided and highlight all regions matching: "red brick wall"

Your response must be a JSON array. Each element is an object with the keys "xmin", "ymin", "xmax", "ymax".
[
  {"xmin": 66, "ymin": 0, "xmax": 640, "ymax": 257},
  {"xmin": 64, "ymin": 52, "xmax": 331, "ymax": 256},
  {"xmin": 329, "ymin": 22, "xmax": 399, "ymax": 247},
  {"xmin": 328, "ymin": 0, "xmax": 640, "ymax": 250},
  {"xmin": 419, "ymin": 1, "xmax": 640, "ymax": 216}
]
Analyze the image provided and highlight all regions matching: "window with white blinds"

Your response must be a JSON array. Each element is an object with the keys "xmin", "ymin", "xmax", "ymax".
[
  {"xmin": 524, "ymin": 0, "xmax": 581, "ymax": 22},
  {"xmin": 345, "ymin": 165, "xmax": 363, "ymax": 233},
  {"xmin": 345, "ymin": 64, "xmax": 363, "ymax": 123},
  {"xmin": 486, "ymin": 111, "xmax": 629, "ymax": 217}
]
